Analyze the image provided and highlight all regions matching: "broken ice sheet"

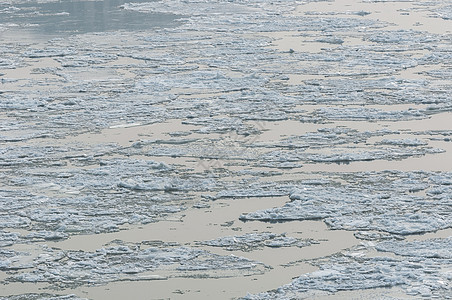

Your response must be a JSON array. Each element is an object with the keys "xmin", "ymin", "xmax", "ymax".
[
  {"xmin": 1, "ymin": 0, "xmax": 451, "ymax": 298},
  {"xmin": 0, "ymin": 190, "xmax": 186, "ymax": 236},
  {"xmin": 0, "ymin": 230, "xmax": 20, "ymax": 247},
  {"xmin": 0, "ymin": 294, "xmax": 86, "ymax": 300},
  {"xmin": 199, "ymin": 232, "xmax": 318, "ymax": 252},
  {"xmin": 122, "ymin": 124, "xmax": 444, "ymax": 169},
  {"xmin": 305, "ymin": 146, "xmax": 444, "ymax": 164},
  {"xmin": 23, "ymin": 48, "xmax": 77, "ymax": 58},
  {"xmin": 0, "ymin": 248, "xmax": 35, "ymax": 271},
  {"xmin": 1, "ymin": 22, "xmax": 449, "ymax": 144},
  {"xmin": 255, "ymin": 127, "xmax": 401, "ymax": 153},
  {"xmin": 376, "ymin": 138, "xmax": 428, "ymax": 146},
  {"xmin": 240, "ymin": 174, "xmax": 451, "ymax": 235},
  {"xmin": 324, "ymin": 212, "xmax": 449, "ymax": 235},
  {"xmin": 429, "ymin": 3, "xmax": 452, "ymax": 20},
  {"xmin": 215, "ymin": 188, "xmax": 287, "ymax": 199},
  {"xmin": 182, "ymin": 117, "xmax": 262, "ymax": 135},
  {"xmin": 363, "ymin": 29, "xmax": 441, "ymax": 45},
  {"xmin": 0, "ymin": 230, "xmax": 69, "ymax": 246},
  {"xmin": 55, "ymin": 52, "xmax": 118, "ymax": 68},
  {"xmin": 376, "ymin": 237, "xmax": 452, "ymax": 259},
  {"xmin": 6, "ymin": 243, "xmax": 267, "ymax": 288},
  {"xmin": 0, "ymin": 154, "xmax": 223, "ymax": 238},
  {"xmin": 353, "ymin": 231, "xmax": 405, "ymax": 241},
  {"xmin": 242, "ymin": 252, "xmax": 451, "ymax": 299},
  {"xmin": 313, "ymin": 107, "xmax": 426, "ymax": 121}
]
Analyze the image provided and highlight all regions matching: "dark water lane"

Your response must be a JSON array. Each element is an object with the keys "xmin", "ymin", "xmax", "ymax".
[{"xmin": 0, "ymin": 0, "xmax": 182, "ymax": 41}]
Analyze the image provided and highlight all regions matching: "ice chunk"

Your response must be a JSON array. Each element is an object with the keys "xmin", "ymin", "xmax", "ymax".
[
  {"xmin": 376, "ymin": 237, "xmax": 452, "ymax": 259},
  {"xmin": 7, "ymin": 244, "xmax": 266, "ymax": 288},
  {"xmin": 200, "ymin": 232, "xmax": 317, "ymax": 251}
]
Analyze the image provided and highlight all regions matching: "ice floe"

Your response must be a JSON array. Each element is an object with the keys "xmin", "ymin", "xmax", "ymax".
[
  {"xmin": 3, "ymin": 243, "xmax": 267, "ymax": 288},
  {"xmin": 242, "ymin": 251, "xmax": 451, "ymax": 299},
  {"xmin": 200, "ymin": 232, "xmax": 318, "ymax": 251},
  {"xmin": 0, "ymin": 294, "xmax": 86, "ymax": 300},
  {"xmin": 241, "ymin": 175, "xmax": 451, "ymax": 235}
]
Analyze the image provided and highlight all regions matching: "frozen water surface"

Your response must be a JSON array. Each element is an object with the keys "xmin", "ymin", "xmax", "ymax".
[
  {"xmin": 0, "ymin": 295, "xmax": 86, "ymax": 300},
  {"xmin": 3, "ymin": 243, "xmax": 267, "ymax": 288},
  {"xmin": 200, "ymin": 232, "xmax": 318, "ymax": 251},
  {"xmin": 1, "ymin": 0, "xmax": 451, "ymax": 298}
]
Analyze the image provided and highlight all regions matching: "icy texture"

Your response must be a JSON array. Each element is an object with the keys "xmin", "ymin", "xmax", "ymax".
[
  {"xmin": 241, "ymin": 172, "xmax": 451, "ymax": 235},
  {"xmin": 200, "ymin": 232, "xmax": 317, "ymax": 251},
  {"xmin": 245, "ymin": 236, "xmax": 452, "ymax": 298},
  {"xmin": 4, "ymin": 243, "xmax": 266, "ymax": 288},
  {"xmin": 313, "ymin": 107, "xmax": 426, "ymax": 121},
  {"xmin": 0, "ymin": 295, "xmax": 86, "ymax": 300},
  {"xmin": 242, "ymin": 252, "xmax": 451, "ymax": 299},
  {"xmin": 376, "ymin": 138, "xmax": 428, "ymax": 146},
  {"xmin": 430, "ymin": 3, "xmax": 452, "ymax": 20},
  {"xmin": 376, "ymin": 237, "xmax": 452, "ymax": 259},
  {"xmin": 1, "ymin": 0, "xmax": 451, "ymax": 298},
  {"xmin": 122, "ymin": 126, "xmax": 443, "ymax": 167},
  {"xmin": 0, "ymin": 155, "xmax": 225, "ymax": 237},
  {"xmin": 306, "ymin": 147, "xmax": 444, "ymax": 164},
  {"xmin": 0, "ymin": 231, "xmax": 20, "ymax": 247},
  {"xmin": 353, "ymin": 231, "xmax": 405, "ymax": 241}
]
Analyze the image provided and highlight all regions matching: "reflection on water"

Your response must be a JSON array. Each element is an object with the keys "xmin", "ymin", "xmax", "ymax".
[{"xmin": 0, "ymin": 0, "xmax": 181, "ymax": 41}]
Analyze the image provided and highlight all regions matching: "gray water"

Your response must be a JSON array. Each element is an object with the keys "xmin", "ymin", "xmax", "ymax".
[{"xmin": 0, "ymin": 0, "xmax": 181, "ymax": 41}]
